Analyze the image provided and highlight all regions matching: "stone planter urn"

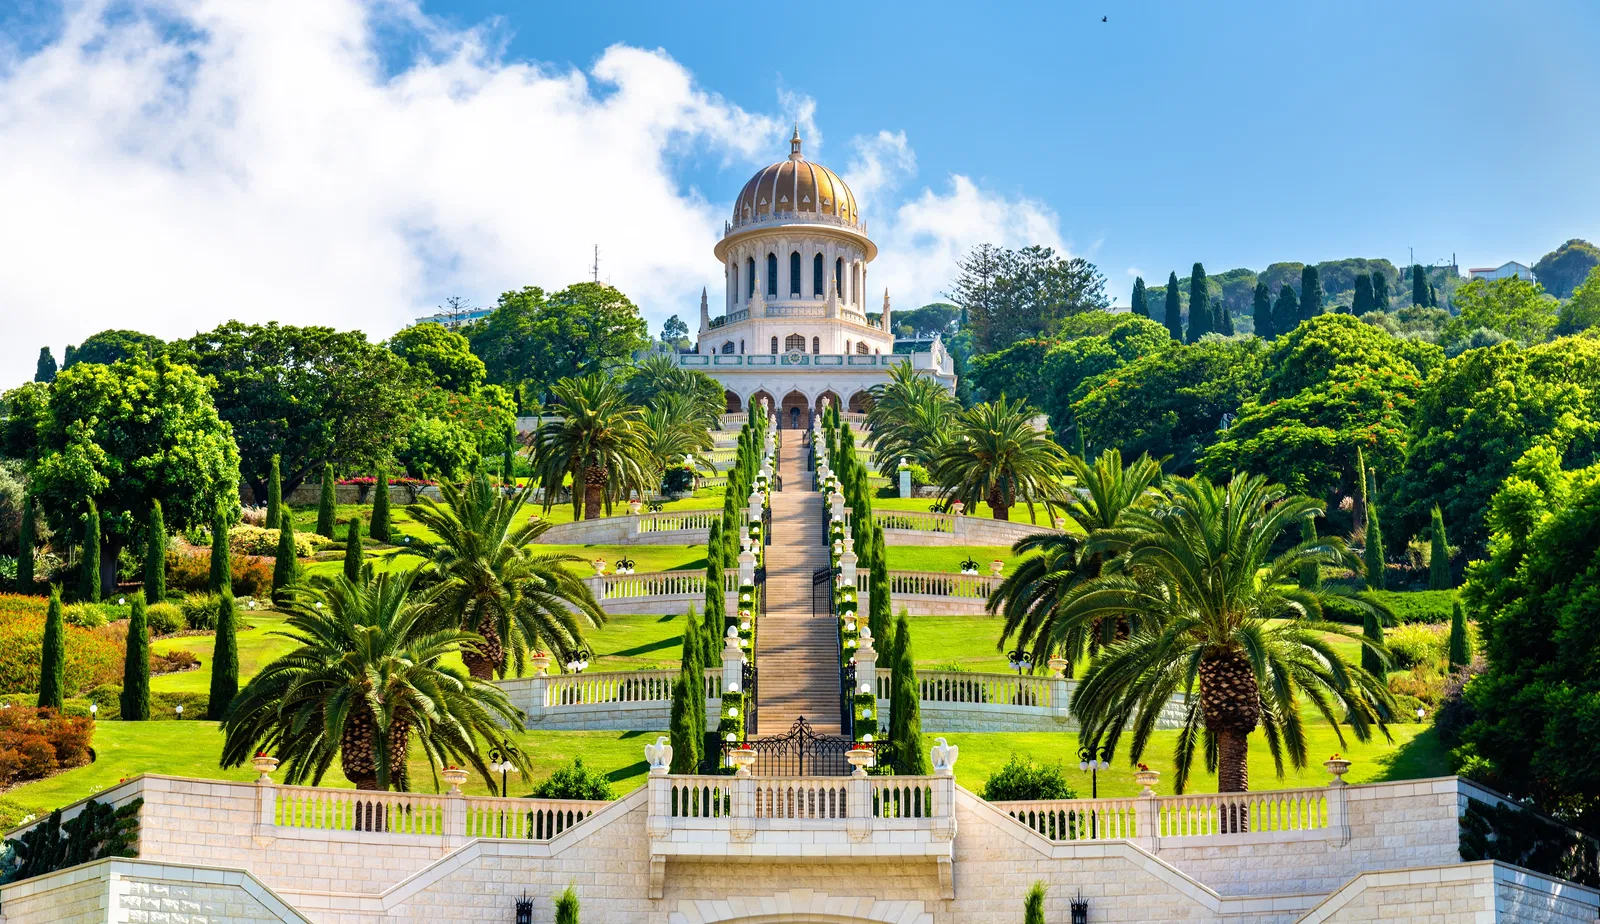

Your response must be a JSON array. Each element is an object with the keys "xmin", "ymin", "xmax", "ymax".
[
  {"xmin": 442, "ymin": 766, "xmax": 469, "ymax": 794},
  {"xmin": 1324, "ymin": 757, "xmax": 1352, "ymax": 785},
  {"xmin": 729, "ymin": 747, "xmax": 757, "ymax": 777},
  {"xmin": 990, "ymin": 559, "xmax": 1004, "ymax": 577},
  {"xmin": 531, "ymin": 652, "xmax": 552, "ymax": 676},
  {"xmin": 951, "ymin": 501, "xmax": 965, "ymax": 516},
  {"xmin": 628, "ymin": 500, "xmax": 643, "ymax": 516},
  {"xmin": 1135, "ymin": 768, "xmax": 1161, "ymax": 796},
  {"xmin": 1047, "ymin": 656, "xmax": 1069, "ymax": 676},
  {"xmin": 846, "ymin": 746, "xmax": 875, "ymax": 777},
  {"xmin": 252, "ymin": 755, "xmax": 279, "ymax": 782}
]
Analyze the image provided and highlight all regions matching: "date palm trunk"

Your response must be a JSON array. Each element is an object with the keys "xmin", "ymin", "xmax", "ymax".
[
  {"xmin": 1198, "ymin": 649, "xmax": 1261, "ymax": 801},
  {"xmin": 341, "ymin": 700, "xmax": 381, "ymax": 792},
  {"xmin": 987, "ymin": 485, "xmax": 1010, "ymax": 521},
  {"xmin": 461, "ymin": 611, "xmax": 504, "ymax": 680},
  {"xmin": 583, "ymin": 461, "xmax": 607, "ymax": 520}
]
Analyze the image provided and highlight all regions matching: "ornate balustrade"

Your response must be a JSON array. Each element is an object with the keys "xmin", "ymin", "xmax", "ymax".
[
  {"xmin": 992, "ymin": 784, "xmax": 1338, "ymax": 851},
  {"xmin": 638, "ymin": 510, "xmax": 719, "ymax": 533},
  {"xmin": 461, "ymin": 795, "xmax": 607, "ymax": 840},
  {"xmin": 873, "ymin": 510, "xmax": 955, "ymax": 533},
  {"xmin": 268, "ymin": 783, "xmax": 605, "ymax": 843},
  {"xmin": 855, "ymin": 570, "xmax": 1002, "ymax": 600},
  {"xmin": 538, "ymin": 668, "xmax": 722, "ymax": 707},
  {"xmin": 873, "ymin": 668, "xmax": 1056, "ymax": 708},
  {"xmin": 595, "ymin": 570, "xmax": 737, "ymax": 601}
]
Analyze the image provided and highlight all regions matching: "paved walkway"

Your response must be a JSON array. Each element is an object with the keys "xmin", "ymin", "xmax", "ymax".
[{"xmin": 754, "ymin": 433, "xmax": 840, "ymax": 736}]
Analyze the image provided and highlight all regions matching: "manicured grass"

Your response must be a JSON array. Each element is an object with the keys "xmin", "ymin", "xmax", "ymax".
[
  {"xmin": 587, "ymin": 612, "xmax": 687, "ymax": 671},
  {"xmin": 150, "ymin": 610, "xmax": 301, "ymax": 694},
  {"xmin": 886, "ymin": 546, "xmax": 1016, "ymax": 573},
  {"xmin": 930, "ymin": 723, "xmax": 1448, "ymax": 798},
  {"xmin": 533, "ymin": 545, "xmax": 707, "ymax": 573},
  {"xmin": 905, "ymin": 614, "xmax": 1012, "ymax": 673}
]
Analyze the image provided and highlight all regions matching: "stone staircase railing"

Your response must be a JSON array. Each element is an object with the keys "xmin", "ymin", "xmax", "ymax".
[
  {"xmin": 853, "ymin": 570, "xmax": 1003, "ymax": 601},
  {"xmin": 271, "ymin": 784, "xmax": 607, "ymax": 842}
]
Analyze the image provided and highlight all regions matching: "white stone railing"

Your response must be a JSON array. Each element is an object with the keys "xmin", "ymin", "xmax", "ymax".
[
  {"xmin": 511, "ymin": 668, "xmax": 723, "ymax": 709},
  {"xmin": 855, "ymin": 570, "xmax": 1003, "ymax": 601},
  {"xmin": 638, "ymin": 510, "xmax": 719, "ymax": 533},
  {"xmin": 268, "ymin": 782, "xmax": 605, "ymax": 843},
  {"xmin": 993, "ymin": 783, "xmax": 1338, "ymax": 850},
  {"xmin": 873, "ymin": 510, "xmax": 954, "ymax": 533},
  {"xmin": 460, "ymin": 795, "xmax": 608, "ymax": 840},
  {"xmin": 875, "ymin": 668, "xmax": 1056, "ymax": 708},
  {"xmin": 592, "ymin": 570, "xmax": 736, "ymax": 601}
]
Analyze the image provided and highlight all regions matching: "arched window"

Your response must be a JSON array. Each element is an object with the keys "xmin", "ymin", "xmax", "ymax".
[
  {"xmin": 853, "ymin": 265, "xmax": 862, "ymax": 304},
  {"xmin": 835, "ymin": 257, "xmax": 844, "ymax": 297},
  {"xmin": 785, "ymin": 333, "xmax": 806, "ymax": 352},
  {"xmin": 811, "ymin": 336, "xmax": 820, "ymax": 353},
  {"xmin": 845, "ymin": 340, "xmax": 852, "ymax": 354},
  {"xmin": 721, "ymin": 341, "xmax": 735, "ymax": 354},
  {"xmin": 766, "ymin": 254, "xmax": 778, "ymax": 298},
  {"xmin": 731, "ymin": 263, "xmax": 739, "ymax": 304},
  {"xmin": 739, "ymin": 339, "xmax": 745, "ymax": 354},
  {"xmin": 746, "ymin": 257, "xmax": 755, "ymax": 299},
  {"xmin": 770, "ymin": 336, "xmax": 778, "ymax": 354},
  {"xmin": 790, "ymin": 252, "xmax": 801, "ymax": 297},
  {"xmin": 856, "ymin": 341, "xmax": 869, "ymax": 355},
  {"xmin": 813, "ymin": 253, "xmax": 824, "ymax": 296}
]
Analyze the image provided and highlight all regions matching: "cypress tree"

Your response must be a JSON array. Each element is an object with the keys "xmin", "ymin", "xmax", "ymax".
[
  {"xmin": 207, "ymin": 590, "xmax": 239, "ymax": 720},
  {"xmin": 1363, "ymin": 469, "xmax": 1386, "ymax": 592},
  {"xmin": 1274, "ymin": 285, "xmax": 1300, "ymax": 336},
  {"xmin": 704, "ymin": 521, "xmax": 728, "ymax": 656},
  {"xmin": 38, "ymin": 586, "xmax": 65, "ymax": 710},
  {"xmin": 370, "ymin": 469, "xmax": 391, "ymax": 542},
  {"xmin": 1361, "ymin": 607, "xmax": 1386, "ymax": 677},
  {"xmin": 1186, "ymin": 263, "xmax": 1211, "ymax": 343},
  {"xmin": 1352, "ymin": 273, "xmax": 1374, "ymax": 315},
  {"xmin": 1024, "ymin": 882, "xmax": 1046, "ymax": 924},
  {"xmin": 554, "ymin": 885, "xmax": 579, "ymax": 924},
  {"xmin": 81, "ymin": 498, "xmax": 101, "ymax": 603},
  {"xmin": 121, "ymin": 595, "xmax": 151, "ymax": 720},
  {"xmin": 502, "ymin": 437, "xmax": 516, "ymax": 488},
  {"xmin": 34, "ymin": 347, "xmax": 56, "ymax": 383},
  {"xmin": 265, "ymin": 454, "xmax": 282, "ymax": 529},
  {"xmin": 1300, "ymin": 265, "xmax": 1323, "ymax": 319},
  {"xmin": 1219, "ymin": 304, "xmax": 1235, "ymax": 336},
  {"xmin": 1252, "ymin": 282, "xmax": 1274, "ymax": 340},
  {"xmin": 869, "ymin": 524, "xmax": 892, "ymax": 644},
  {"xmin": 16, "ymin": 492, "xmax": 34, "ymax": 593},
  {"xmin": 1353, "ymin": 446, "xmax": 1369, "ymax": 539},
  {"xmin": 1163, "ymin": 271, "xmax": 1183, "ymax": 341},
  {"xmin": 1411, "ymin": 264, "xmax": 1428, "ymax": 307},
  {"xmin": 1130, "ymin": 277, "xmax": 1148, "ymax": 317},
  {"xmin": 1428, "ymin": 505, "xmax": 1452, "ymax": 591},
  {"xmin": 343, "ymin": 517, "xmax": 363, "ymax": 584},
  {"xmin": 1447, "ymin": 601, "xmax": 1470, "ymax": 668},
  {"xmin": 1428, "ymin": 280, "xmax": 1438, "ymax": 308},
  {"xmin": 144, "ymin": 500, "xmax": 166, "ymax": 604},
  {"xmin": 209, "ymin": 509, "xmax": 231, "ymax": 595},
  {"xmin": 888, "ymin": 610, "xmax": 927, "ymax": 773},
  {"xmin": 63, "ymin": 344, "xmax": 77, "ymax": 367},
  {"xmin": 315, "ymin": 464, "xmax": 336, "ymax": 539},
  {"xmin": 668, "ymin": 605, "xmax": 705, "ymax": 773},
  {"xmin": 272, "ymin": 509, "xmax": 299, "ymax": 601},
  {"xmin": 1298, "ymin": 518, "xmax": 1319, "ymax": 590},
  {"xmin": 1372, "ymin": 270, "xmax": 1391, "ymax": 310}
]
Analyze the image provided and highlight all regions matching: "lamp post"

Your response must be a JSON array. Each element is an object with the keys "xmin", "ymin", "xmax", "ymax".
[
  {"xmin": 1078, "ymin": 745, "xmax": 1110, "ymax": 799},
  {"xmin": 175, "ymin": 704, "xmax": 183, "ymax": 721},
  {"xmin": 1006, "ymin": 648, "xmax": 1033, "ymax": 677},
  {"xmin": 488, "ymin": 745, "xmax": 521, "ymax": 798},
  {"xmin": 566, "ymin": 646, "xmax": 593, "ymax": 674}
]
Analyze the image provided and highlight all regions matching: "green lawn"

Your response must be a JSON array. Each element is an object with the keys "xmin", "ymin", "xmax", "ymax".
[
  {"xmin": 150, "ymin": 610, "xmax": 301, "ymax": 694},
  {"xmin": 886, "ymin": 546, "xmax": 1016, "ymax": 574},
  {"xmin": 587, "ymin": 612, "xmax": 687, "ymax": 671},
  {"xmin": 288, "ymin": 494, "xmax": 724, "ymax": 542},
  {"xmin": 906, "ymin": 614, "xmax": 1012, "ymax": 673}
]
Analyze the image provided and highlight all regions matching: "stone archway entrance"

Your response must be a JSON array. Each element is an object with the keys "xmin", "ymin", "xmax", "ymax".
[
  {"xmin": 724, "ymin": 390, "xmax": 743, "ymax": 413},
  {"xmin": 780, "ymin": 390, "xmax": 809, "ymax": 430},
  {"xmin": 815, "ymin": 390, "xmax": 841, "ymax": 416},
  {"xmin": 748, "ymin": 390, "xmax": 776, "ymax": 418},
  {"xmin": 846, "ymin": 390, "xmax": 870, "ymax": 414}
]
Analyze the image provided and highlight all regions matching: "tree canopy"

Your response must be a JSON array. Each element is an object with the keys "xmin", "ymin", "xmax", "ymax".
[
  {"xmin": 948, "ymin": 244, "xmax": 1108, "ymax": 353},
  {"xmin": 387, "ymin": 323, "xmax": 486, "ymax": 394},
  {"xmin": 62, "ymin": 330, "xmax": 165, "ymax": 369},
  {"xmin": 1447, "ymin": 276, "xmax": 1560, "ymax": 345},
  {"xmin": 1533, "ymin": 238, "xmax": 1600, "ymax": 299},
  {"xmin": 468, "ymin": 282, "xmax": 649, "ymax": 396}
]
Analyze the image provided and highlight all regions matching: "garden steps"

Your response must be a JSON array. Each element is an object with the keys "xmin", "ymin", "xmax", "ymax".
[{"xmin": 755, "ymin": 436, "xmax": 840, "ymax": 736}]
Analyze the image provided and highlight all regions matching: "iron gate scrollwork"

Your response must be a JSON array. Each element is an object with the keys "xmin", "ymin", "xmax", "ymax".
[{"xmin": 723, "ymin": 717, "xmax": 851, "ymax": 777}]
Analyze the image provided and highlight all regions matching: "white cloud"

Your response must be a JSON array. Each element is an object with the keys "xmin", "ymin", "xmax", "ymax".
[{"xmin": 0, "ymin": 0, "xmax": 1071, "ymax": 380}]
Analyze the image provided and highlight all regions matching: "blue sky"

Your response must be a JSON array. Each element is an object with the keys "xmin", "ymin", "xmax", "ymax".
[{"xmin": 0, "ymin": 0, "xmax": 1595, "ymax": 379}]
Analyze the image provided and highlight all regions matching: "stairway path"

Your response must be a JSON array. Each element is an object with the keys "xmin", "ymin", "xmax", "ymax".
[{"xmin": 755, "ymin": 435, "xmax": 840, "ymax": 736}]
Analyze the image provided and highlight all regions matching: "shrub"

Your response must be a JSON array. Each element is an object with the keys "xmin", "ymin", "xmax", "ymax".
[
  {"xmin": 87, "ymin": 684, "xmax": 122, "ymax": 720},
  {"xmin": 0, "ymin": 596, "xmax": 123, "ymax": 696},
  {"xmin": 980, "ymin": 754, "xmax": 1078, "ymax": 802},
  {"xmin": 230, "ymin": 556, "xmax": 273, "ymax": 599},
  {"xmin": 1385, "ymin": 623, "xmax": 1448, "ymax": 670},
  {"xmin": 150, "ymin": 649, "xmax": 199, "ymax": 675},
  {"xmin": 179, "ymin": 593, "xmax": 222, "ymax": 631},
  {"xmin": 1436, "ymin": 657, "xmax": 1486, "ymax": 750},
  {"xmin": 530, "ymin": 757, "xmax": 614, "ymax": 801},
  {"xmin": 239, "ymin": 505, "xmax": 270, "ymax": 527},
  {"xmin": 1371, "ymin": 589, "xmax": 1457, "ymax": 624},
  {"xmin": 165, "ymin": 551, "xmax": 211, "ymax": 594},
  {"xmin": 150, "ymin": 691, "xmax": 208, "ymax": 720},
  {"xmin": 1389, "ymin": 660, "xmax": 1446, "ymax": 710},
  {"xmin": 62, "ymin": 603, "xmax": 107, "ymax": 630},
  {"xmin": 227, "ymin": 525, "xmax": 328, "ymax": 558},
  {"xmin": 145, "ymin": 603, "xmax": 183, "ymax": 637},
  {"xmin": 0, "ymin": 705, "xmax": 94, "ymax": 785}
]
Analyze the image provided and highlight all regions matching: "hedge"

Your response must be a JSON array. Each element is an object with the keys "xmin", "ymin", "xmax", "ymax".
[{"xmin": 1320, "ymin": 589, "xmax": 1458, "ymax": 626}]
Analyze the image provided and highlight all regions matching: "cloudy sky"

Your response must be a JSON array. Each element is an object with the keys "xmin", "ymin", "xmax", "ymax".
[{"xmin": 1, "ymin": 0, "xmax": 1596, "ymax": 381}]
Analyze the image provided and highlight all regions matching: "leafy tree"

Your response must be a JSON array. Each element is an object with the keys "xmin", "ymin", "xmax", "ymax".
[
  {"xmin": 554, "ymin": 885, "xmax": 580, "ymax": 924},
  {"xmin": 63, "ymin": 330, "xmax": 164, "ymax": 368},
  {"xmin": 981, "ymin": 755, "xmax": 1077, "ymax": 801},
  {"xmin": 1063, "ymin": 475, "xmax": 1392, "ymax": 792},
  {"xmin": 177, "ymin": 321, "xmax": 412, "ymax": 500},
  {"xmin": 272, "ymin": 510, "xmax": 299, "ymax": 601},
  {"xmin": 2, "ymin": 355, "xmax": 240, "ymax": 598},
  {"xmin": 266, "ymin": 454, "xmax": 282, "ymax": 531},
  {"xmin": 668, "ymin": 603, "xmax": 705, "ymax": 773},
  {"xmin": 892, "ymin": 303, "xmax": 961, "ymax": 338},
  {"xmin": 38, "ymin": 586, "xmax": 65, "ymax": 709},
  {"xmin": 80, "ymin": 498, "xmax": 100, "ymax": 603},
  {"xmin": 1448, "ymin": 276, "xmax": 1559, "ymax": 345},
  {"xmin": 342, "ymin": 518, "xmax": 363, "ymax": 584},
  {"xmin": 207, "ymin": 590, "xmax": 239, "ymax": 720},
  {"xmin": 221, "ymin": 568, "xmax": 527, "ymax": 790},
  {"xmin": 315, "ymin": 465, "xmax": 336, "ymax": 539},
  {"xmin": 468, "ymin": 283, "xmax": 649, "ymax": 397},
  {"xmin": 1300, "ymin": 265, "xmax": 1323, "ymax": 320},
  {"xmin": 968, "ymin": 338, "xmax": 1058, "ymax": 410},
  {"xmin": 1557, "ymin": 267, "xmax": 1600, "ymax": 335},
  {"xmin": 370, "ymin": 469, "xmax": 391, "ymax": 542},
  {"xmin": 144, "ymin": 501, "xmax": 165, "ymax": 604},
  {"xmin": 408, "ymin": 476, "xmax": 604, "ymax": 679},
  {"xmin": 395, "ymin": 414, "xmax": 480, "ymax": 483},
  {"xmin": 929, "ymin": 396, "xmax": 1068, "ymax": 521},
  {"xmin": 1040, "ymin": 316, "xmax": 1172, "ymax": 446},
  {"xmin": 1273, "ymin": 284, "xmax": 1300, "ymax": 336},
  {"xmin": 1024, "ymin": 882, "xmax": 1046, "ymax": 924},
  {"xmin": 1372, "ymin": 270, "xmax": 1391, "ymax": 311},
  {"xmin": 1533, "ymin": 238, "xmax": 1600, "ymax": 299},
  {"xmin": 121, "ymin": 595, "xmax": 151, "ymax": 720},
  {"xmin": 661, "ymin": 314, "xmax": 690, "ymax": 346},
  {"xmin": 949, "ymin": 244, "xmax": 1109, "ymax": 352},
  {"xmin": 1351, "ymin": 273, "xmax": 1374, "ymax": 315},
  {"xmin": 387, "ymin": 323, "xmax": 486, "ymax": 393},
  {"xmin": 1429, "ymin": 505, "xmax": 1452, "ymax": 590},
  {"xmin": 887, "ymin": 610, "xmax": 928, "ymax": 774},
  {"xmin": 1130, "ymin": 277, "xmax": 1147, "ymax": 318},
  {"xmin": 1163, "ymin": 271, "xmax": 1183, "ymax": 341},
  {"xmin": 16, "ymin": 492, "xmax": 34, "ymax": 592},
  {"xmin": 1263, "ymin": 314, "xmax": 1442, "ymax": 401},
  {"xmin": 34, "ymin": 348, "xmax": 56, "ymax": 383},
  {"xmin": 531, "ymin": 375, "xmax": 649, "ymax": 520},
  {"xmin": 1185, "ymin": 263, "xmax": 1212, "ymax": 343},
  {"xmin": 1252, "ymin": 282, "xmax": 1274, "ymax": 340}
]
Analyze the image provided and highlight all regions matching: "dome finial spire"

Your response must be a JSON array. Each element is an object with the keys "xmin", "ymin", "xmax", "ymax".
[{"xmin": 789, "ymin": 123, "xmax": 803, "ymax": 161}]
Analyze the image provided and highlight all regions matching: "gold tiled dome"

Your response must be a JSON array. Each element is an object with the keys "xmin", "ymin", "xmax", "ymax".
[{"xmin": 732, "ymin": 128, "xmax": 858, "ymax": 227}]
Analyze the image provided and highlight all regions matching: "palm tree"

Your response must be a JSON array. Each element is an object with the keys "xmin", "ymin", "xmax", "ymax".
[
  {"xmin": 928, "ymin": 396, "xmax": 1068, "ymax": 521},
  {"xmin": 990, "ymin": 450, "xmax": 1165, "ymax": 669},
  {"xmin": 531, "ymin": 374, "xmax": 650, "ymax": 520},
  {"xmin": 865, "ymin": 362, "xmax": 959, "ymax": 470},
  {"xmin": 408, "ymin": 475, "xmax": 604, "ymax": 680},
  {"xmin": 640, "ymin": 394, "xmax": 715, "ymax": 489},
  {"xmin": 221, "ymin": 568, "xmax": 526, "ymax": 791},
  {"xmin": 622, "ymin": 354, "xmax": 724, "ymax": 425},
  {"xmin": 1059, "ymin": 474, "xmax": 1394, "ymax": 794}
]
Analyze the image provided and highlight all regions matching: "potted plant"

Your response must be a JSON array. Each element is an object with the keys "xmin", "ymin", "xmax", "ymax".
[
  {"xmin": 442, "ymin": 765, "xmax": 469, "ymax": 793},
  {"xmin": 1134, "ymin": 763, "xmax": 1161, "ymax": 795},
  {"xmin": 1324, "ymin": 753, "xmax": 1351, "ymax": 784},
  {"xmin": 729, "ymin": 742, "xmax": 757, "ymax": 775},
  {"xmin": 252, "ymin": 751, "xmax": 279, "ymax": 781},
  {"xmin": 846, "ymin": 741, "xmax": 875, "ymax": 776},
  {"xmin": 531, "ymin": 651, "xmax": 553, "ymax": 676}
]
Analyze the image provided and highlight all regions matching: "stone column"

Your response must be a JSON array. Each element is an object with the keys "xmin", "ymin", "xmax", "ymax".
[
  {"xmin": 738, "ymin": 548, "xmax": 756, "ymax": 586},
  {"xmin": 644, "ymin": 737, "xmax": 673, "ymax": 900},
  {"xmin": 898, "ymin": 459, "xmax": 912, "ymax": 498},
  {"xmin": 722, "ymin": 626, "xmax": 744, "ymax": 695},
  {"xmin": 847, "ymin": 773, "xmax": 873, "ymax": 842},
  {"xmin": 1049, "ymin": 657, "xmax": 1071, "ymax": 725},
  {"xmin": 854, "ymin": 626, "xmax": 876, "ymax": 702},
  {"xmin": 839, "ymin": 548, "xmax": 858, "ymax": 585},
  {"xmin": 829, "ymin": 491, "xmax": 845, "ymax": 522},
  {"xmin": 1134, "ymin": 775, "xmax": 1160, "ymax": 854}
]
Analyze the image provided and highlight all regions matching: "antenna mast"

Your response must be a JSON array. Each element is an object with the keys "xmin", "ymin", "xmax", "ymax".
[{"xmin": 591, "ymin": 245, "xmax": 600, "ymax": 283}]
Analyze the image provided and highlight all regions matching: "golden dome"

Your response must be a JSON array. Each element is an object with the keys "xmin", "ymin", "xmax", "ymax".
[{"xmin": 731, "ymin": 128, "xmax": 858, "ymax": 227}]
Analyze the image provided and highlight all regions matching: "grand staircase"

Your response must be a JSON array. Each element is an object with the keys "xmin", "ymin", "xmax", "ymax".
[{"xmin": 754, "ymin": 434, "xmax": 841, "ymax": 736}]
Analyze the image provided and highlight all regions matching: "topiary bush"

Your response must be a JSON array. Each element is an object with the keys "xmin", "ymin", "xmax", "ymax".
[
  {"xmin": 530, "ymin": 757, "xmax": 614, "ymax": 801},
  {"xmin": 980, "ymin": 754, "xmax": 1078, "ymax": 802}
]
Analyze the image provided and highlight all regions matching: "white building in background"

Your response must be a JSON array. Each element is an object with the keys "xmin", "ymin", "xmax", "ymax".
[
  {"xmin": 410, "ymin": 306, "xmax": 492, "ymax": 330},
  {"xmin": 678, "ymin": 128, "xmax": 956, "ymax": 429},
  {"xmin": 1468, "ymin": 261, "xmax": 1536, "ymax": 283}
]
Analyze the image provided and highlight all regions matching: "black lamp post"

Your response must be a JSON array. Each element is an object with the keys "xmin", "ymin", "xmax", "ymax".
[
  {"xmin": 1078, "ymin": 745, "xmax": 1110, "ymax": 799},
  {"xmin": 488, "ymin": 745, "xmax": 521, "ymax": 798},
  {"xmin": 514, "ymin": 890, "xmax": 533, "ymax": 924},
  {"xmin": 1070, "ymin": 889, "xmax": 1089, "ymax": 924},
  {"xmin": 1006, "ymin": 648, "xmax": 1033, "ymax": 677}
]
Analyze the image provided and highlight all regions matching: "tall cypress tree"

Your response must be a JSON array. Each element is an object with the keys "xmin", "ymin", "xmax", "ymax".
[
  {"xmin": 121, "ymin": 595, "xmax": 151, "ymax": 720},
  {"xmin": 502, "ymin": 433, "xmax": 516, "ymax": 487},
  {"xmin": 1024, "ymin": 882, "xmax": 1046, "ymax": 924},
  {"xmin": 888, "ymin": 610, "xmax": 927, "ymax": 773},
  {"xmin": 272, "ymin": 509, "xmax": 299, "ymax": 601},
  {"xmin": 1411, "ymin": 264, "xmax": 1428, "ymax": 307},
  {"xmin": 869, "ymin": 525, "xmax": 892, "ymax": 651},
  {"xmin": 209, "ymin": 509, "xmax": 231, "ymax": 595},
  {"xmin": 343, "ymin": 517, "xmax": 363, "ymax": 584},
  {"xmin": 81, "ymin": 498, "xmax": 101, "ymax": 603},
  {"xmin": 144, "ymin": 500, "xmax": 165, "ymax": 604},
  {"xmin": 1219, "ymin": 304, "xmax": 1235, "ymax": 336},
  {"xmin": 1274, "ymin": 285, "xmax": 1300, "ymax": 336},
  {"xmin": 1252, "ymin": 282, "xmax": 1274, "ymax": 340},
  {"xmin": 1447, "ymin": 601, "xmax": 1470, "ymax": 668},
  {"xmin": 1300, "ymin": 265, "xmax": 1323, "ymax": 320},
  {"xmin": 370, "ymin": 469, "xmax": 391, "ymax": 543},
  {"xmin": 207, "ymin": 590, "xmax": 239, "ymax": 720},
  {"xmin": 38, "ymin": 586, "xmax": 65, "ymax": 710},
  {"xmin": 1428, "ymin": 280, "xmax": 1438, "ymax": 308},
  {"xmin": 668, "ymin": 604, "xmax": 705, "ymax": 773},
  {"xmin": 1298, "ymin": 518, "xmax": 1319, "ymax": 590},
  {"xmin": 265, "ymin": 454, "xmax": 283, "ymax": 529},
  {"xmin": 1372, "ymin": 270, "xmax": 1391, "ymax": 311},
  {"xmin": 1362, "ymin": 607, "xmax": 1386, "ymax": 677},
  {"xmin": 315, "ymin": 464, "xmax": 336, "ymax": 539},
  {"xmin": 34, "ymin": 347, "xmax": 56, "ymax": 383},
  {"xmin": 1428, "ymin": 505, "xmax": 1452, "ymax": 591},
  {"xmin": 1163, "ymin": 271, "xmax": 1183, "ymax": 341},
  {"xmin": 1353, "ymin": 446, "xmax": 1369, "ymax": 539},
  {"xmin": 1352, "ymin": 273, "xmax": 1374, "ymax": 315},
  {"xmin": 1364, "ymin": 469, "xmax": 1386, "ymax": 592},
  {"xmin": 1130, "ymin": 277, "xmax": 1148, "ymax": 317},
  {"xmin": 16, "ymin": 493, "xmax": 34, "ymax": 593},
  {"xmin": 1186, "ymin": 263, "xmax": 1211, "ymax": 343},
  {"xmin": 704, "ymin": 521, "xmax": 728, "ymax": 659}
]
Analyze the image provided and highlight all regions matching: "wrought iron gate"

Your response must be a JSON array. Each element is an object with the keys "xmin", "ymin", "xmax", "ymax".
[{"xmin": 725, "ymin": 717, "xmax": 852, "ymax": 776}]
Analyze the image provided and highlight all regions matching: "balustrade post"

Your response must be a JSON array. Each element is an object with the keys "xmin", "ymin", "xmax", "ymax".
[
  {"xmin": 846, "ymin": 775, "xmax": 873, "ymax": 842},
  {"xmin": 1134, "ymin": 783, "xmax": 1160, "ymax": 854},
  {"xmin": 443, "ymin": 772, "xmax": 468, "ymax": 848},
  {"xmin": 930, "ymin": 739, "xmax": 958, "ymax": 843},
  {"xmin": 731, "ymin": 774, "xmax": 756, "ymax": 841},
  {"xmin": 254, "ymin": 760, "xmax": 278, "ymax": 834},
  {"xmin": 738, "ymin": 547, "xmax": 756, "ymax": 586},
  {"xmin": 829, "ymin": 491, "xmax": 845, "ymax": 522},
  {"xmin": 839, "ymin": 548, "xmax": 858, "ymax": 585},
  {"xmin": 722, "ymin": 626, "xmax": 745, "ymax": 697},
  {"xmin": 1049, "ymin": 658, "xmax": 1072, "ymax": 724},
  {"xmin": 1325, "ymin": 759, "xmax": 1351, "ymax": 847}
]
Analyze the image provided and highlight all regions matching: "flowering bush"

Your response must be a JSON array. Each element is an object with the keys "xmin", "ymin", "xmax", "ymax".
[
  {"xmin": 227, "ymin": 525, "xmax": 330, "ymax": 558},
  {"xmin": 0, "ymin": 596, "xmax": 124, "ymax": 695},
  {"xmin": 165, "ymin": 550, "xmax": 273, "ymax": 598}
]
